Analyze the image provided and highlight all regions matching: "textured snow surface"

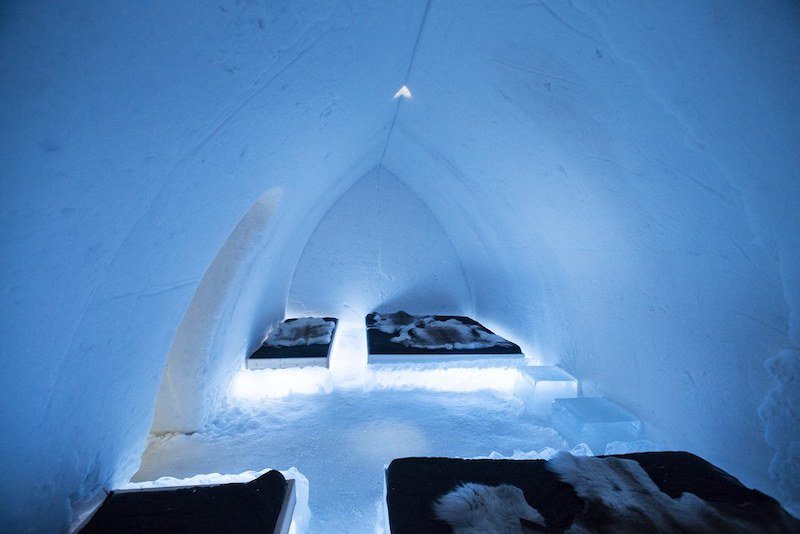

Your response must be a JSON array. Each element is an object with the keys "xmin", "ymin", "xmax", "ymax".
[
  {"xmin": 483, "ymin": 442, "xmax": 595, "ymax": 460},
  {"xmin": 603, "ymin": 439, "xmax": 661, "ymax": 456},
  {"xmin": 2, "ymin": 0, "xmax": 799, "ymax": 530},
  {"xmin": 134, "ymin": 379, "xmax": 566, "ymax": 533},
  {"xmin": 288, "ymin": 169, "xmax": 471, "ymax": 320},
  {"xmin": 264, "ymin": 317, "xmax": 335, "ymax": 348},
  {"xmin": 759, "ymin": 348, "xmax": 800, "ymax": 517},
  {"xmin": 373, "ymin": 312, "xmax": 513, "ymax": 350}
]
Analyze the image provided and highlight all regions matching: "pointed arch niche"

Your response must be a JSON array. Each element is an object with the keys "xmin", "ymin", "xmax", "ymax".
[{"xmin": 288, "ymin": 167, "xmax": 473, "ymax": 324}]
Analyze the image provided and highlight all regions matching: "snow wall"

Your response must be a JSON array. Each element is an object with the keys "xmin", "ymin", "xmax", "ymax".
[
  {"xmin": 1, "ymin": 0, "xmax": 798, "ymax": 530},
  {"xmin": 288, "ymin": 166, "xmax": 473, "ymax": 322}
]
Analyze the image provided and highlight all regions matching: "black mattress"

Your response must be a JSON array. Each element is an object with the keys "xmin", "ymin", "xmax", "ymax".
[
  {"xmin": 250, "ymin": 317, "xmax": 338, "ymax": 361},
  {"xmin": 366, "ymin": 313, "xmax": 521, "ymax": 356},
  {"xmin": 81, "ymin": 470, "xmax": 287, "ymax": 534},
  {"xmin": 385, "ymin": 453, "xmax": 797, "ymax": 533}
]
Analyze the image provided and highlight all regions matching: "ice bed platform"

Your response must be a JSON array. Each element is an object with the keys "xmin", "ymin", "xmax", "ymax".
[
  {"xmin": 514, "ymin": 365, "xmax": 579, "ymax": 418},
  {"xmin": 247, "ymin": 317, "xmax": 338, "ymax": 370},
  {"xmin": 79, "ymin": 470, "xmax": 295, "ymax": 534},
  {"xmin": 385, "ymin": 453, "xmax": 798, "ymax": 533},
  {"xmin": 552, "ymin": 397, "xmax": 641, "ymax": 453},
  {"xmin": 366, "ymin": 312, "xmax": 522, "ymax": 364}
]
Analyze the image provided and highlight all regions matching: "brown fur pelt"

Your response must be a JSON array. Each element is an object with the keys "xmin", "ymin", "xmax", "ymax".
[
  {"xmin": 433, "ymin": 452, "xmax": 800, "ymax": 533},
  {"xmin": 546, "ymin": 451, "xmax": 799, "ymax": 533}
]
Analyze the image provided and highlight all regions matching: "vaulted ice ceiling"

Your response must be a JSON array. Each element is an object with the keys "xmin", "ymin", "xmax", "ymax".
[{"xmin": 1, "ymin": 0, "xmax": 799, "ymax": 530}]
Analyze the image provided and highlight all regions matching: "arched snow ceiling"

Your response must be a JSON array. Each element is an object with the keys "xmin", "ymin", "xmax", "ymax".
[{"xmin": 1, "ymin": 0, "xmax": 798, "ymax": 530}]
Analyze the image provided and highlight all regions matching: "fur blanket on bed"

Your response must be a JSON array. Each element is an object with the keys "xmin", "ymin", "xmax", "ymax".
[
  {"xmin": 433, "ymin": 482, "xmax": 545, "ymax": 534},
  {"xmin": 433, "ymin": 452, "xmax": 799, "ymax": 533}
]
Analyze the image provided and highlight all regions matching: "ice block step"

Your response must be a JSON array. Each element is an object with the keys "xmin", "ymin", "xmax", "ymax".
[
  {"xmin": 551, "ymin": 397, "xmax": 641, "ymax": 453},
  {"xmin": 514, "ymin": 365, "xmax": 578, "ymax": 418}
]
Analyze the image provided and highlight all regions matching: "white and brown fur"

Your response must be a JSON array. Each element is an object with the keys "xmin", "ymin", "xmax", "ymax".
[{"xmin": 433, "ymin": 452, "xmax": 799, "ymax": 533}]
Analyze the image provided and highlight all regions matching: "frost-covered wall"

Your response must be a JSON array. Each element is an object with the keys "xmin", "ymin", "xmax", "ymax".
[
  {"xmin": 1, "ymin": 0, "xmax": 799, "ymax": 530},
  {"xmin": 288, "ymin": 167, "xmax": 472, "ymax": 322},
  {"xmin": 381, "ymin": 0, "xmax": 800, "ymax": 509},
  {"xmin": 760, "ymin": 349, "xmax": 800, "ymax": 514},
  {"xmin": 0, "ymin": 0, "xmax": 428, "ymax": 530}
]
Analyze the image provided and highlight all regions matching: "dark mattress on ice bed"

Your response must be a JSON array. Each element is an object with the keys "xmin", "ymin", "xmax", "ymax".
[
  {"xmin": 81, "ymin": 470, "xmax": 287, "ymax": 534},
  {"xmin": 366, "ymin": 313, "xmax": 522, "ymax": 355},
  {"xmin": 385, "ymin": 452, "xmax": 795, "ymax": 533},
  {"xmin": 250, "ymin": 317, "xmax": 338, "ymax": 360}
]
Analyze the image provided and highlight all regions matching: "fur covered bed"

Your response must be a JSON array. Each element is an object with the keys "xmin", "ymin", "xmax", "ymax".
[
  {"xmin": 366, "ymin": 311, "xmax": 521, "ymax": 357},
  {"xmin": 81, "ymin": 470, "xmax": 291, "ymax": 533},
  {"xmin": 387, "ymin": 452, "xmax": 799, "ymax": 533}
]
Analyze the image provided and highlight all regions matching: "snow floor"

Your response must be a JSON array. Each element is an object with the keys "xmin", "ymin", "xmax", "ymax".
[
  {"xmin": 132, "ymin": 325, "xmax": 569, "ymax": 533},
  {"xmin": 134, "ymin": 386, "xmax": 566, "ymax": 532}
]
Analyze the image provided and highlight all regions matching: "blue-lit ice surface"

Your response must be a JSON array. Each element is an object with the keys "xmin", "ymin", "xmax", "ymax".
[
  {"xmin": 2, "ymin": 0, "xmax": 800, "ymax": 529},
  {"xmin": 515, "ymin": 365, "xmax": 578, "ymax": 418},
  {"xmin": 552, "ymin": 397, "xmax": 641, "ymax": 454},
  {"xmin": 135, "ymin": 361, "xmax": 567, "ymax": 533}
]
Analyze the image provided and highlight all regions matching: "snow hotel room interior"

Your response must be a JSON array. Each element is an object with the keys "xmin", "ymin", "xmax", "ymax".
[{"xmin": 1, "ymin": 1, "xmax": 799, "ymax": 532}]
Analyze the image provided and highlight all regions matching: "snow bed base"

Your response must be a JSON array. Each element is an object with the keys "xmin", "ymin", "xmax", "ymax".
[
  {"xmin": 247, "ymin": 317, "xmax": 338, "ymax": 369},
  {"xmin": 384, "ymin": 453, "xmax": 797, "ymax": 533},
  {"xmin": 80, "ymin": 471, "xmax": 294, "ymax": 534},
  {"xmin": 366, "ymin": 313, "xmax": 522, "ymax": 364},
  {"xmin": 551, "ymin": 397, "xmax": 641, "ymax": 451},
  {"xmin": 515, "ymin": 365, "xmax": 579, "ymax": 418}
]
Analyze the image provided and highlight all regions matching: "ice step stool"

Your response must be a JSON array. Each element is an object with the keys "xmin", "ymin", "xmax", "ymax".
[
  {"xmin": 552, "ymin": 397, "xmax": 641, "ymax": 454},
  {"xmin": 514, "ymin": 365, "xmax": 578, "ymax": 418}
]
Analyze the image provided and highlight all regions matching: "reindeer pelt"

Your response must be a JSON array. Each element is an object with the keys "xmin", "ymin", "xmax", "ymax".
[
  {"xmin": 433, "ymin": 453, "xmax": 799, "ymax": 533},
  {"xmin": 546, "ymin": 451, "xmax": 797, "ymax": 533},
  {"xmin": 433, "ymin": 482, "xmax": 545, "ymax": 534}
]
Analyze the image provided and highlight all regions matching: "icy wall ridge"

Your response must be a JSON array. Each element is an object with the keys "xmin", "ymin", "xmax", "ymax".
[
  {"xmin": 759, "ymin": 348, "xmax": 800, "ymax": 517},
  {"xmin": 381, "ymin": 125, "xmax": 557, "ymax": 358},
  {"xmin": 377, "ymin": 0, "xmax": 432, "ymax": 165},
  {"xmin": 152, "ymin": 188, "xmax": 283, "ymax": 434}
]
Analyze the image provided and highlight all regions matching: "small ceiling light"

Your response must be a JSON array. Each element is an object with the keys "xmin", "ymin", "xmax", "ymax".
[{"xmin": 394, "ymin": 85, "xmax": 412, "ymax": 99}]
